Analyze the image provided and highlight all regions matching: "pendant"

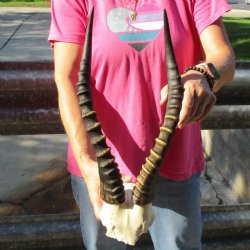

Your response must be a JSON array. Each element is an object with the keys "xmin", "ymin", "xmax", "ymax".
[{"xmin": 130, "ymin": 11, "xmax": 137, "ymax": 21}]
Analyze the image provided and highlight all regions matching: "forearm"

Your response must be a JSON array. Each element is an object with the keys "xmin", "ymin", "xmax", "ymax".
[
  {"xmin": 201, "ymin": 49, "xmax": 235, "ymax": 92},
  {"xmin": 174, "ymin": 18, "xmax": 235, "ymax": 128},
  {"xmin": 199, "ymin": 18, "xmax": 236, "ymax": 93},
  {"xmin": 56, "ymin": 76, "xmax": 103, "ymax": 217},
  {"xmin": 58, "ymin": 78, "xmax": 96, "ymax": 171},
  {"xmin": 53, "ymin": 42, "xmax": 98, "ymax": 179},
  {"xmin": 56, "ymin": 77, "xmax": 98, "ymax": 179}
]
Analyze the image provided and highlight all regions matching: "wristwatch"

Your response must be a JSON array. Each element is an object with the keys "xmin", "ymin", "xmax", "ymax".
[{"xmin": 197, "ymin": 63, "xmax": 220, "ymax": 80}]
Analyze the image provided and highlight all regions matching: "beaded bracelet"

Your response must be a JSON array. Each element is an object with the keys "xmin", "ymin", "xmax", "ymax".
[{"xmin": 184, "ymin": 66, "xmax": 215, "ymax": 90}]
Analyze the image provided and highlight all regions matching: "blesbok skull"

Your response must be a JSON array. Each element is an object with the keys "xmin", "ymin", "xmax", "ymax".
[
  {"xmin": 99, "ymin": 183, "xmax": 155, "ymax": 245},
  {"xmin": 76, "ymin": 8, "xmax": 182, "ymax": 245}
]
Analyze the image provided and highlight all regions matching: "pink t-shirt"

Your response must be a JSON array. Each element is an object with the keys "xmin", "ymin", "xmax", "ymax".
[{"xmin": 49, "ymin": 0, "xmax": 230, "ymax": 181}]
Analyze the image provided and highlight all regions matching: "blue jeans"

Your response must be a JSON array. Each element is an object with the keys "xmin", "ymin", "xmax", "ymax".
[{"xmin": 71, "ymin": 173, "xmax": 202, "ymax": 250}]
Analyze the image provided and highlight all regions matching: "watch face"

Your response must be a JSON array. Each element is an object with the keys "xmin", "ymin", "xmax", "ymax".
[{"xmin": 207, "ymin": 63, "xmax": 220, "ymax": 80}]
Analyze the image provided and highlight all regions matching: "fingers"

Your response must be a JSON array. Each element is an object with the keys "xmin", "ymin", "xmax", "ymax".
[
  {"xmin": 88, "ymin": 175, "xmax": 133, "ymax": 219},
  {"xmin": 185, "ymin": 93, "xmax": 216, "ymax": 124},
  {"xmin": 196, "ymin": 95, "xmax": 217, "ymax": 122},
  {"xmin": 85, "ymin": 175, "xmax": 103, "ymax": 220},
  {"xmin": 178, "ymin": 75, "xmax": 216, "ymax": 129},
  {"xmin": 178, "ymin": 86, "xmax": 194, "ymax": 129},
  {"xmin": 86, "ymin": 173, "xmax": 133, "ymax": 220},
  {"xmin": 160, "ymin": 85, "xmax": 168, "ymax": 105}
]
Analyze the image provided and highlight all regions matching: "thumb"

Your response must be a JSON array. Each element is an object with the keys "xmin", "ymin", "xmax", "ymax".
[{"xmin": 160, "ymin": 85, "xmax": 168, "ymax": 105}]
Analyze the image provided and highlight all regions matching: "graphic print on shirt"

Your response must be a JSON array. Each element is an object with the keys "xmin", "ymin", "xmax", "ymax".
[{"xmin": 107, "ymin": 4, "xmax": 163, "ymax": 51}]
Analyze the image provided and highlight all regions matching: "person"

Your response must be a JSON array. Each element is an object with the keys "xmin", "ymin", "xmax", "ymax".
[{"xmin": 48, "ymin": 0, "xmax": 235, "ymax": 249}]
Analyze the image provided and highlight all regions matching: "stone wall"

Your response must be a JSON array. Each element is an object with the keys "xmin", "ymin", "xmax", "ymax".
[{"xmin": 202, "ymin": 129, "xmax": 250, "ymax": 202}]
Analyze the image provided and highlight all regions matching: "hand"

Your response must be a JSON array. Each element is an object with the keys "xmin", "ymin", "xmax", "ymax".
[
  {"xmin": 160, "ymin": 71, "xmax": 216, "ymax": 129},
  {"xmin": 84, "ymin": 163, "xmax": 103, "ymax": 220},
  {"xmin": 83, "ymin": 160, "xmax": 132, "ymax": 220}
]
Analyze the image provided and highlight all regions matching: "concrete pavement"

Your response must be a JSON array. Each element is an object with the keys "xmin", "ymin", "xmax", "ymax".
[
  {"xmin": 0, "ymin": 7, "xmax": 51, "ymax": 62},
  {"xmin": 0, "ymin": 3, "xmax": 250, "ymax": 62},
  {"xmin": 0, "ymin": 4, "xmax": 250, "ymax": 216}
]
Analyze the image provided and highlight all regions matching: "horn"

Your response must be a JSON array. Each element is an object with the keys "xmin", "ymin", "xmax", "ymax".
[
  {"xmin": 132, "ymin": 10, "xmax": 183, "ymax": 205},
  {"xmin": 76, "ymin": 8, "xmax": 125, "ymax": 205}
]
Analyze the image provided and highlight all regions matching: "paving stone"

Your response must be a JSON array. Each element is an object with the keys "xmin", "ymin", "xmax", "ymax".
[
  {"xmin": 202, "ymin": 129, "xmax": 250, "ymax": 202},
  {"xmin": 0, "ymin": 134, "xmax": 68, "ymax": 203},
  {"xmin": 205, "ymin": 160, "xmax": 240, "ymax": 205},
  {"xmin": 0, "ymin": 39, "xmax": 7, "ymax": 49},
  {"xmin": 14, "ymin": 17, "xmax": 50, "ymax": 39},
  {"xmin": 201, "ymin": 169, "xmax": 220, "ymax": 206},
  {"xmin": 0, "ymin": 202, "xmax": 27, "ymax": 216},
  {"xmin": 0, "ymin": 20, "xmax": 22, "ymax": 39},
  {"xmin": 22, "ymin": 175, "xmax": 79, "ymax": 215},
  {"xmin": 0, "ymin": 12, "xmax": 31, "ymax": 21},
  {"xmin": 0, "ymin": 20, "xmax": 22, "ymax": 49},
  {"xmin": 0, "ymin": 38, "xmax": 53, "ymax": 61}
]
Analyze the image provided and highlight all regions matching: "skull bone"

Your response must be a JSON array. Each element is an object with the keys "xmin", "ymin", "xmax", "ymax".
[{"xmin": 99, "ymin": 183, "xmax": 155, "ymax": 246}]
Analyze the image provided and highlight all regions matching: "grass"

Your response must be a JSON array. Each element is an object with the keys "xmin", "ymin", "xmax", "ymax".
[
  {"xmin": 223, "ymin": 17, "xmax": 250, "ymax": 61},
  {"xmin": 0, "ymin": 0, "xmax": 50, "ymax": 7}
]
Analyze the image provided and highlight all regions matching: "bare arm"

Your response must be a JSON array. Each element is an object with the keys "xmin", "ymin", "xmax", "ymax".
[
  {"xmin": 54, "ymin": 42, "xmax": 102, "ymax": 217},
  {"xmin": 161, "ymin": 18, "xmax": 235, "ymax": 128},
  {"xmin": 199, "ymin": 18, "xmax": 235, "ymax": 92}
]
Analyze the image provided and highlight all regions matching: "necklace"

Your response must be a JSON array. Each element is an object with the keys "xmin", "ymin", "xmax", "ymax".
[{"xmin": 123, "ymin": 0, "xmax": 139, "ymax": 21}]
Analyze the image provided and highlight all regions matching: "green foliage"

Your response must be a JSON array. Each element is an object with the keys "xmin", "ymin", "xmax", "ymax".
[
  {"xmin": 0, "ymin": 0, "xmax": 49, "ymax": 2},
  {"xmin": 223, "ymin": 17, "xmax": 250, "ymax": 61},
  {"xmin": 0, "ymin": 0, "xmax": 50, "ymax": 7}
]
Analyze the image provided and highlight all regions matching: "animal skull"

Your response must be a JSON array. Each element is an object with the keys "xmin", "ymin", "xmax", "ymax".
[{"xmin": 99, "ymin": 183, "xmax": 155, "ymax": 246}]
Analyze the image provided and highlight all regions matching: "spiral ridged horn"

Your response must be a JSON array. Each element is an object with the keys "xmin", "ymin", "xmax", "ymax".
[
  {"xmin": 132, "ymin": 10, "xmax": 183, "ymax": 205},
  {"xmin": 76, "ymin": 8, "xmax": 125, "ymax": 205}
]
